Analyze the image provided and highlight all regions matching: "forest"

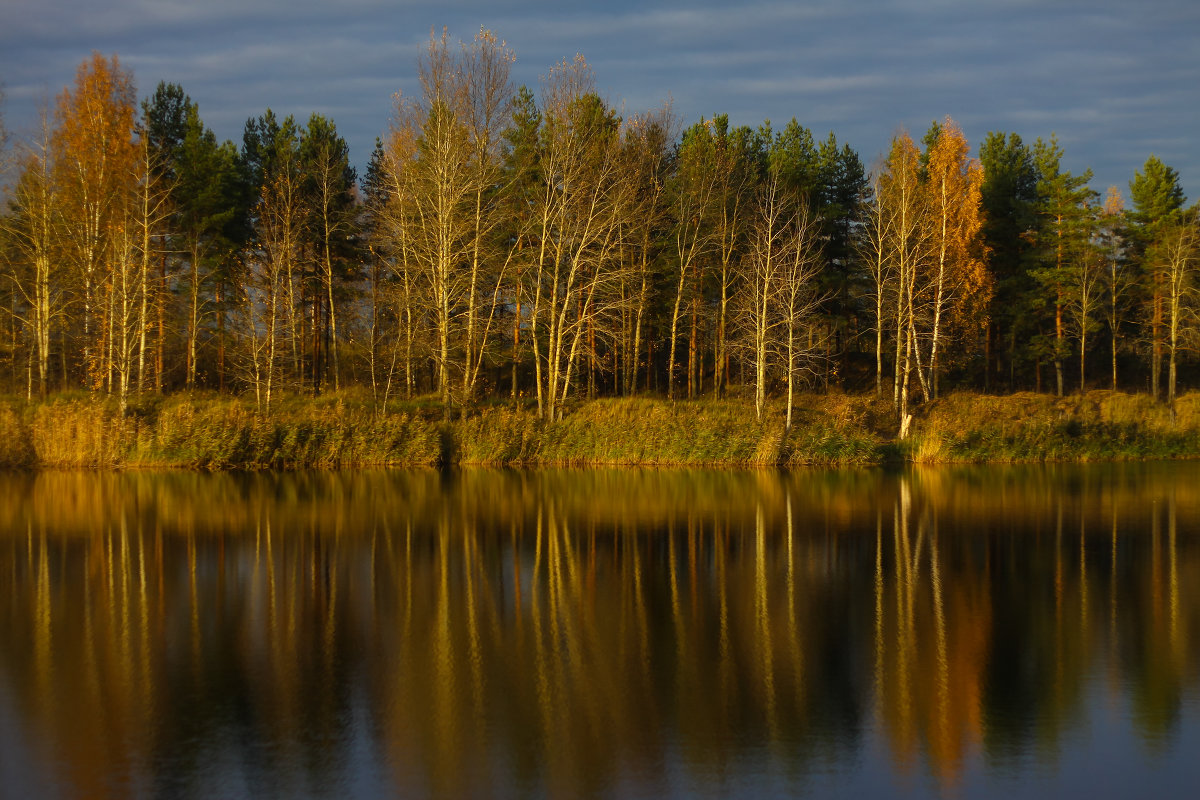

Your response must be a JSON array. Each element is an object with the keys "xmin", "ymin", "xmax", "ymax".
[{"xmin": 1, "ymin": 31, "xmax": 1197, "ymax": 434}]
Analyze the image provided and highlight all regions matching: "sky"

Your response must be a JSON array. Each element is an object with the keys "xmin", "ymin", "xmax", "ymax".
[{"xmin": 2, "ymin": 0, "xmax": 1197, "ymax": 202}]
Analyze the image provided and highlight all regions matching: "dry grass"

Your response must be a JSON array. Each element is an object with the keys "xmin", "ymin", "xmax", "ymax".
[
  {"xmin": 0, "ymin": 388, "xmax": 1198, "ymax": 470},
  {"xmin": 912, "ymin": 390, "xmax": 1200, "ymax": 463}
]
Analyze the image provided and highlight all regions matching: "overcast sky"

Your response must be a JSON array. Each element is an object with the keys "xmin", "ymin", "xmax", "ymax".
[{"xmin": 2, "ymin": 0, "xmax": 1197, "ymax": 201}]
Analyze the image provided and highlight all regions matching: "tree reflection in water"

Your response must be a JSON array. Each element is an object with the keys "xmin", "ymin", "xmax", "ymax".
[{"xmin": 0, "ymin": 464, "xmax": 1198, "ymax": 797}]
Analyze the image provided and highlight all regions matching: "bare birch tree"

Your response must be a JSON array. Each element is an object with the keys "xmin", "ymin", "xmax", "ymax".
[
  {"xmin": 1157, "ymin": 214, "xmax": 1200, "ymax": 404},
  {"xmin": 857, "ymin": 170, "xmax": 892, "ymax": 398},
  {"xmin": 4, "ymin": 113, "xmax": 61, "ymax": 397},
  {"xmin": 524, "ymin": 55, "xmax": 630, "ymax": 420},
  {"xmin": 777, "ymin": 198, "xmax": 825, "ymax": 429},
  {"xmin": 878, "ymin": 133, "xmax": 928, "ymax": 435},
  {"xmin": 740, "ymin": 171, "xmax": 789, "ymax": 422},
  {"xmin": 923, "ymin": 118, "xmax": 988, "ymax": 399},
  {"xmin": 52, "ymin": 53, "xmax": 137, "ymax": 387}
]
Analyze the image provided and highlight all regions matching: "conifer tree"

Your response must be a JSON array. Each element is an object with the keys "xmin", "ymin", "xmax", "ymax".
[
  {"xmin": 1130, "ymin": 155, "xmax": 1187, "ymax": 398},
  {"xmin": 300, "ymin": 113, "xmax": 357, "ymax": 392},
  {"xmin": 1032, "ymin": 135, "xmax": 1095, "ymax": 396},
  {"xmin": 979, "ymin": 132, "xmax": 1038, "ymax": 389}
]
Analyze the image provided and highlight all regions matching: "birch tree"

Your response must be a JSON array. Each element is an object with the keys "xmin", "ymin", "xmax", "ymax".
[
  {"xmin": 109, "ymin": 128, "xmax": 171, "ymax": 413},
  {"xmin": 3, "ymin": 114, "xmax": 61, "ymax": 397},
  {"xmin": 667, "ymin": 118, "xmax": 720, "ymax": 400},
  {"xmin": 711, "ymin": 120, "xmax": 758, "ymax": 397},
  {"xmin": 383, "ymin": 28, "xmax": 517, "ymax": 416},
  {"xmin": 1130, "ymin": 155, "xmax": 1187, "ymax": 399},
  {"xmin": 244, "ymin": 111, "xmax": 304, "ymax": 393},
  {"xmin": 740, "ymin": 171, "xmax": 789, "ymax": 422},
  {"xmin": 459, "ymin": 28, "xmax": 517, "ymax": 406},
  {"xmin": 777, "ymin": 198, "xmax": 825, "ymax": 429},
  {"xmin": 856, "ymin": 171, "xmax": 891, "ymax": 397},
  {"xmin": 1156, "ymin": 213, "xmax": 1200, "ymax": 404},
  {"xmin": 1033, "ymin": 135, "xmax": 1095, "ymax": 397},
  {"xmin": 377, "ymin": 105, "xmax": 428, "ymax": 402},
  {"xmin": 877, "ymin": 132, "xmax": 928, "ymax": 434},
  {"xmin": 524, "ymin": 55, "xmax": 630, "ymax": 420},
  {"xmin": 922, "ymin": 118, "xmax": 988, "ymax": 398},
  {"xmin": 1066, "ymin": 204, "xmax": 1103, "ymax": 391},
  {"xmin": 300, "ymin": 113, "xmax": 356, "ymax": 392},
  {"xmin": 1098, "ymin": 187, "xmax": 1132, "ymax": 389},
  {"xmin": 52, "ymin": 52, "xmax": 137, "ymax": 387}
]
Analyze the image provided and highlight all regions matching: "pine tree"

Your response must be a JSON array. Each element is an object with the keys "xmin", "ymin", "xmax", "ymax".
[
  {"xmin": 1031, "ymin": 134, "xmax": 1095, "ymax": 396},
  {"xmin": 1130, "ymin": 155, "xmax": 1187, "ymax": 399},
  {"xmin": 979, "ymin": 131, "xmax": 1038, "ymax": 389},
  {"xmin": 300, "ymin": 113, "xmax": 357, "ymax": 392}
]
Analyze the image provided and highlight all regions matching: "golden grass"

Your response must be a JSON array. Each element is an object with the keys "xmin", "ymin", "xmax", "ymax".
[{"xmin": 0, "ymin": 388, "xmax": 1197, "ymax": 470}]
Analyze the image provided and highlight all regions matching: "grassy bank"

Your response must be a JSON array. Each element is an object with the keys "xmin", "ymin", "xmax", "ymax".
[
  {"xmin": 910, "ymin": 390, "xmax": 1200, "ymax": 463},
  {"xmin": 1, "ymin": 389, "xmax": 1198, "ymax": 469},
  {"xmin": 0, "ymin": 392, "xmax": 442, "ymax": 469}
]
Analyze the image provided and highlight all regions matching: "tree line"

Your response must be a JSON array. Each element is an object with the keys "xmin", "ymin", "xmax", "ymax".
[{"xmin": 1, "ymin": 32, "xmax": 1197, "ymax": 429}]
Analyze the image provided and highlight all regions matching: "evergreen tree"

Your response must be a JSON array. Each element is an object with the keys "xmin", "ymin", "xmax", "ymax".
[
  {"xmin": 815, "ymin": 132, "xmax": 865, "ymax": 384},
  {"xmin": 300, "ymin": 113, "xmax": 358, "ymax": 392},
  {"xmin": 769, "ymin": 119, "xmax": 820, "ymax": 199},
  {"xmin": 1031, "ymin": 134, "xmax": 1095, "ymax": 396},
  {"xmin": 500, "ymin": 85, "xmax": 542, "ymax": 399},
  {"xmin": 176, "ymin": 105, "xmax": 247, "ymax": 388},
  {"xmin": 1130, "ymin": 156, "xmax": 1185, "ymax": 234},
  {"xmin": 1130, "ymin": 155, "xmax": 1188, "ymax": 399},
  {"xmin": 979, "ymin": 132, "xmax": 1038, "ymax": 389},
  {"xmin": 241, "ymin": 110, "xmax": 305, "ymax": 398}
]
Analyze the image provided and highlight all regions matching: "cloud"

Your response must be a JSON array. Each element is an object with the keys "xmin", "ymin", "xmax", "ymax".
[{"xmin": 1, "ymin": 0, "xmax": 1198, "ymax": 200}]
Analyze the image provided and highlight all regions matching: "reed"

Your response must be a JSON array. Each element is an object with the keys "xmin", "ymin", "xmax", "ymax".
[
  {"xmin": 914, "ymin": 390, "xmax": 1200, "ymax": 463},
  {"xmin": 0, "ymin": 401, "xmax": 35, "ymax": 468},
  {"xmin": 1, "ymin": 389, "xmax": 1199, "ymax": 470}
]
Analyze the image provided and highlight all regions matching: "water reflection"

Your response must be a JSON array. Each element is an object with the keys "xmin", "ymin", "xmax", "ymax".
[{"xmin": 1, "ymin": 465, "xmax": 1199, "ymax": 797}]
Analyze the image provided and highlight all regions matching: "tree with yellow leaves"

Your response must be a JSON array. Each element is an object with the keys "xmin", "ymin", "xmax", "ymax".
[
  {"xmin": 871, "ymin": 120, "xmax": 988, "ymax": 434},
  {"xmin": 51, "ymin": 52, "xmax": 138, "ymax": 389},
  {"xmin": 922, "ymin": 117, "xmax": 990, "ymax": 399},
  {"xmin": 875, "ymin": 132, "xmax": 927, "ymax": 433},
  {"xmin": 4, "ymin": 112, "xmax": 61, "ymax": 397},
  {"xmin": 381, "ymin": 28, "xmax": 517, "ymax": 418}
]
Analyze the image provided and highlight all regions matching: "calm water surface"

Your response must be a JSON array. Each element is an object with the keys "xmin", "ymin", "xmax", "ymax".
[{"xmin": 1, "ymin": 464, "xmax": 1198, "ymax": 798}]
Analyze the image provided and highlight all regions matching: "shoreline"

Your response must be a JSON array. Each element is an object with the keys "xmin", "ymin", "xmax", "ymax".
[{"xmin": 2, "ymin": 389, "xmax": 1198, "ymax": 470}]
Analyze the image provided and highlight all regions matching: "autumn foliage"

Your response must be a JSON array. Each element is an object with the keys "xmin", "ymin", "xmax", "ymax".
[{"xmin": 1, "ymin": 41, "xmax": 1197, "ymax": 424}]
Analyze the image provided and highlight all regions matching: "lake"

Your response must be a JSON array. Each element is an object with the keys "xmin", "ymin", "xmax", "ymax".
[{"xmin": 1, "ymin": 465, "xmax": 1198, "ymax": 798}]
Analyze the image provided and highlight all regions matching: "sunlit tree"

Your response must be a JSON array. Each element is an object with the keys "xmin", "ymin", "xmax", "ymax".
[
  {"xmin": 1154, "ymin": 212, "xmax": 1199, "ymax": 404},
  {"xmin": 877, "ymin": 132, "xmax": 927, "ymax": 433},
  {"xmin": 776, "ymin": 197, "xmax": 825, "ymax": 429},
  {"xmin": 523, "ymin": 56, "xmax": 631, "ymax": 420},
  {"xmin": 243, "ymin": 110, "xmax": 305, "ymax": 403},
  {"xmin": 381, "ymin": 28, "xmax": 517, "ymax": 416},
  {"xmin": 3, "ymin": 112, "xmax": 61, "ymax": 396},
  {"xmin": 1130, "ymin": 155, "xmax": 1187, "ymax": 399},
  {"xmin": 667, "ymin": 117, "xmax": 721, "ymax": 400},
  {"xmin": 1032, "ymin": 134, "xmax": 1095, "ymax": 396},
  {"xmin": 300, "ymin": 113, "xmax": 357, "ymax": 392},
  {"xmin": 922, "ymin": 117, "xmax": 989, "ymax": 398},
  {"xmin": 1098, "ymin": 187, "xmax": 1132, "ymax": 390},
  {"xmin": 856, "ymin": 170, "xmax": 890, "ymax": 397},
  {"xmin": 52, "ymin": 52, "xmax": 138, "ymax": 387},
  {"xmin": 615, "ymin": 105, "xmax": 672, "ymax": 397}
]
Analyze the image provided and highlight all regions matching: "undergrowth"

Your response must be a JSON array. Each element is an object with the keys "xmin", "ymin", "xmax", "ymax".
[{"xmin": 0, "ymin": 388, "xmax": 1197, "ymax": 470}]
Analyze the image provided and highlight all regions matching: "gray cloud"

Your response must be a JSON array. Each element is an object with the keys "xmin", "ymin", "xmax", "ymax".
[{"xmin": 1, "ymin": 0, "xmax": 1197, "ymax": 200}]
